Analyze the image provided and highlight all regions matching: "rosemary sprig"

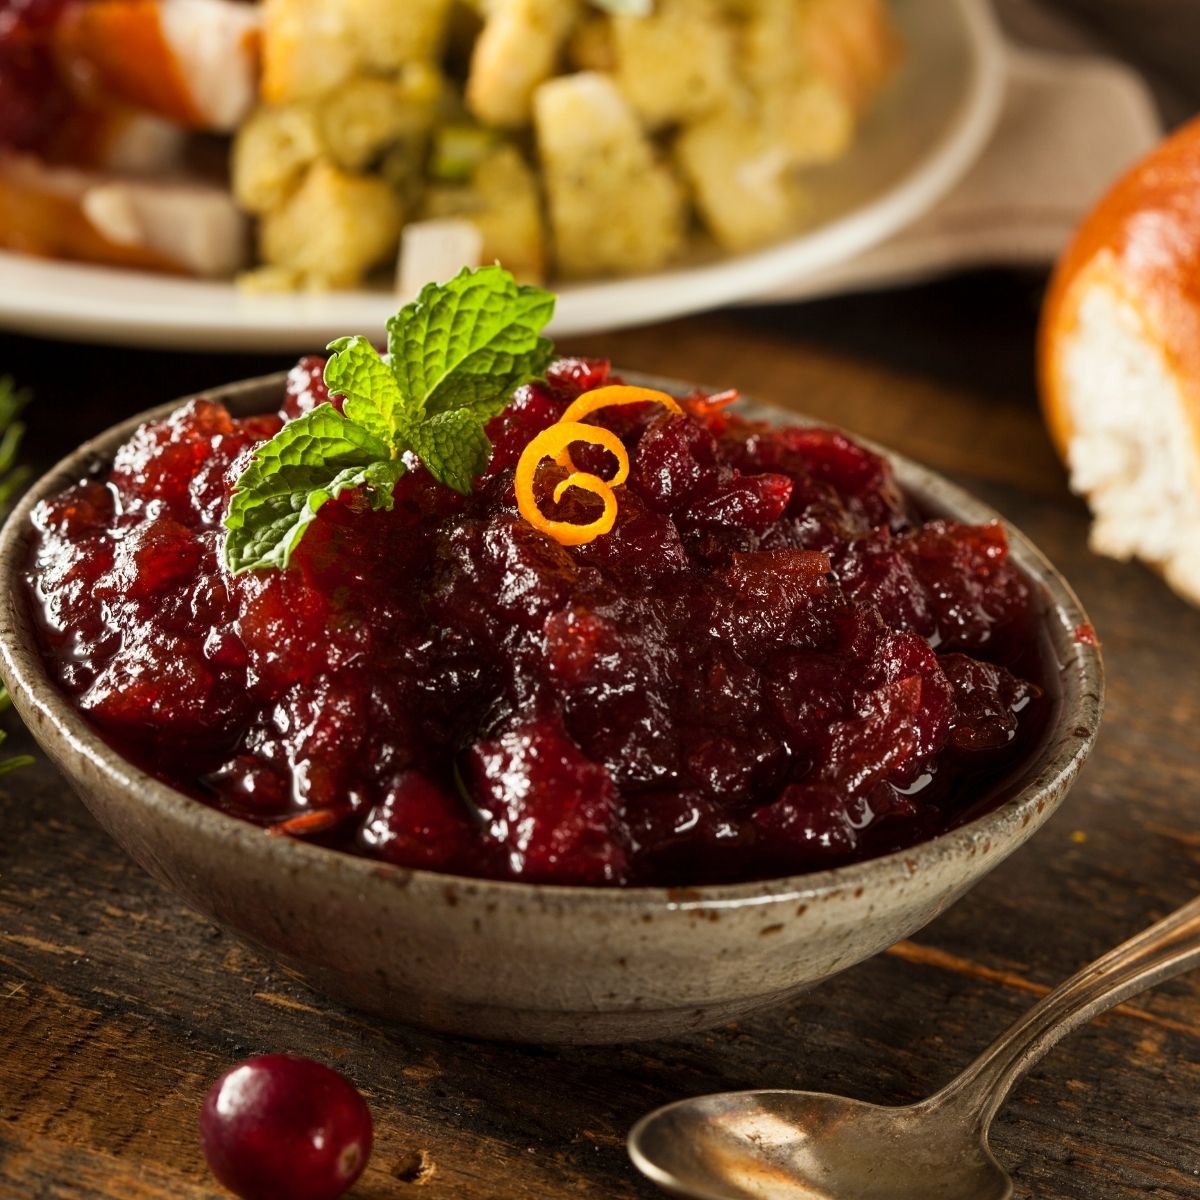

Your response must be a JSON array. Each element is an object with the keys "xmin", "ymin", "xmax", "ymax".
[
  {"xmin": 0, "ymin": 376, "xmax": 30, "ymax": 514},
  {"xmin": 0, "ymin": 684, "xmax": 33, "ymax": 775},
  {"xmin": 0, "ymin": 376, "xmax": 33, "ymax": 777}
]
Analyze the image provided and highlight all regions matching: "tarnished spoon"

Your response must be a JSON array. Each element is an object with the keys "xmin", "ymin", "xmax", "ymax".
[{"xmin": 629, "ymin": 894, "xmax": 1200, "ymax": 1200}]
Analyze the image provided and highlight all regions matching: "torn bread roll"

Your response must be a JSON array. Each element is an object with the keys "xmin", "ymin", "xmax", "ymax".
[
  {"xmin": 1039, "ymin": 115, "xmax": 1200, "ymax": 606},
  {"xmin": 0, "ymin": 153, "xmax": 249, "ymax": 277}
]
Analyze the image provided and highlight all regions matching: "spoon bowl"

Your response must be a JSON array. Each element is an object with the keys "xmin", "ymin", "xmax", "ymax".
[{"xmin": 630, "ymin": 1091, "xmax": 1010, "ymax": 1200}]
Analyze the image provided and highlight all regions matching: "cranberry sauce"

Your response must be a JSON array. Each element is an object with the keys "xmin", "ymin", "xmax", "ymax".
[{"xmin": 26, "ymin": 359, "xmax": 1055, "ymax": 886}]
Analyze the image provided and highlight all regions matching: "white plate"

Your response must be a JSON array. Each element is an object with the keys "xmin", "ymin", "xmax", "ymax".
[{"xmin": 0, "ymin": 0, "xmax": 1004, "ymax": 351}]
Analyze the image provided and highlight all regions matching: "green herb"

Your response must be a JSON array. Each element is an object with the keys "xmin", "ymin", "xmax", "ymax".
[
  {"xmin": 429, "ymin": 124, "xmax": 498, "ymax": 183},
  {"xmin": 0, "ymin": 376, "xmax": 31, "ymax": 513},
  {"xmin": 0, "ymin": 377, "xmax": 34, "ymax": 777},
  {"xmin": 223, "ymin": 266, "xmax": 555, "ymax": 575},
  {"xmin": 0, "ymin": 684, "xmax": 33, "ymax": 776}
]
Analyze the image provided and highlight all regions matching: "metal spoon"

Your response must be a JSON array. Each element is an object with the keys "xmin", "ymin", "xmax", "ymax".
[{"xmin": 629, "ymin": 894, "xmax": 1200, "ymax": 1200}]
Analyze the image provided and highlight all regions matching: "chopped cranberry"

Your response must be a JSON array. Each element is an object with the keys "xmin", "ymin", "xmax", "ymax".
[
  {"xmin": 95, "ymin": 518, "xmax": 202, "ymax": 600},
  {"xmin": 683, "ymin": 472, "xmax": 794, "ymax": 532},
  {"xmin": 468, "ymin": 717, "xmax": 629, "ymax": 884},
  {"xmin": 543, "ymin": 606, "xmax": 620, "ymax": 688},
  {"xmin": 572, "ymin": 491, "xmax": 689, "ymax": 583},
  {"xmin": 900, "ymin": 520, "xmax": 1030, "ymax": 650},
  {"xmin": 942, "ymin": 653, "xmax": 1039, "ymax": 752},
  {"xmin": 753, "ymin": 781, "xmax": 866, "ymax": 864},
  {"xmin": 199, "ymin": 1055, "xmax": 372, "ymax": 1200},
  {"xmin": 484, "ymin": 381, "xmax": 563, "ymax": 475},
  {"xmin": 630, "ymin": 413, "xmax": 722, "ymax": 512},
  {"xmin": 544, "ymin": 356, "xmax": 611, "ymax": 399},
  {"xmin": 359, "ymin": 771, "xmax": 480, "ymax": 871},
  {"xmin": 281, "ymin": 356, "xmax": 339, "ymax": 420},
  {"xmin": 78, "ymin": 631, "xmax": 217, "ymax": 736},
  {"xmin": 206, "ymin": 754, "xmax": 290, "ymax": 818},
  {"xmin": 30, "ymin": 481, "xmax": 115, "ymax": 539}
]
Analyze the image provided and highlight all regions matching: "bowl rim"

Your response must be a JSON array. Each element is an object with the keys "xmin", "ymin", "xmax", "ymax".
[{"xmin": 0, "ymin": 370, "xmax": 1105, "ymax": 911}]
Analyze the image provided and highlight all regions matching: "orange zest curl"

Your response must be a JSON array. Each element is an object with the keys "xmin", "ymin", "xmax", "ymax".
[
  {"xmin": 558, "ymin": 384, "xmax": 683, "ymax": 424},
  {"xmin": 516, "ymin": 421, "xmax": 627, "ymax": 547},
  {"xmin": 515, "ymin": 386, "xmax": 682, "ymax": 546}
]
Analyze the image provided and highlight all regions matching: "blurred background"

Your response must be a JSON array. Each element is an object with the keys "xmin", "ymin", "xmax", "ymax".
[{"xmin": 1010, "ymin": 0, "xmax": 1200, "ymax": 122}]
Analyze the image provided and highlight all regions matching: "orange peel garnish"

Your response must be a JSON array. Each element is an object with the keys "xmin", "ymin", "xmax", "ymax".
[
  {"xmin": 558, "ymin": 384, "xmax": 683, "ymax": 425},
  {"xmin": 516, "ymin": 421, "xmax": 627, "ymax": 546},
  {"xmin": 515, "ymin": 386, "xmax": 682, "ymax": 546}
]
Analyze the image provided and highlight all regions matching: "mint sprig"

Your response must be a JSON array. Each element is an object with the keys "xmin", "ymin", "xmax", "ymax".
[{"xmin": 224, "ymin": 266, "xmax": 555, "ymax": 575}]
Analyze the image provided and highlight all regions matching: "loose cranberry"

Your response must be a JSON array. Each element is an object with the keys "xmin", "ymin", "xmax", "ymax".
[{"xmin": 200, "ymin": 1055, "xmax": 372, "ymax": 1200}]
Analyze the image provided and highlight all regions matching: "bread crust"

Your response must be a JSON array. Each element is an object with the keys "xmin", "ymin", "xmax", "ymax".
[{"xmin": 1040, "ymin": 115, "xmax": 1200, "ymax": 465}]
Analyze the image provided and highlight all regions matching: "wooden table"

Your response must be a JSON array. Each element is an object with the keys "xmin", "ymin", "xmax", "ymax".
[{"xmin": 1, "ymin": 271, "xmax": 1197, "ymax": 1199}]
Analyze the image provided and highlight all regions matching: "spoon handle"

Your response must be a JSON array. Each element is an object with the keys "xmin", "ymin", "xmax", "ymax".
[{"xmin": 928, "ymin": 893, "xmax": 1200, "ymax": 1130}]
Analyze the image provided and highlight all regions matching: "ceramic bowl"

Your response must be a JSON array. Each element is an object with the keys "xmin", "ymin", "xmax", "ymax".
[{"xmin": 0, "ymin": 373, "xmax": 1103, "ymax": 1044}]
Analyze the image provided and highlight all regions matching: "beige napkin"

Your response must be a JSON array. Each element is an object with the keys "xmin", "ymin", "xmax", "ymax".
[{"xmin": 761, "ymin": 43, "xmax": 1162, "ymax": 302}]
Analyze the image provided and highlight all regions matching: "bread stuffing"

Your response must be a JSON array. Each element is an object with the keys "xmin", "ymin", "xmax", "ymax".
[{"xmin": 0, "ymin": 0, "xmax": 900, "ymax": 288}]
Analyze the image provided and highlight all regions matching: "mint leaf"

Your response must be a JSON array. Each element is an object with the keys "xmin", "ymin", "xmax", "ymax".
[
  {"xmin": 224, "ymin": 266, "xmax": 557, "ymax": 573},
  {"xmin": 224, "ymin": 407, "xmax": 403, "ymax": 574},
  {"xmin": 410, "ymin": 409, "xmax": 493, "ymax": 495},
  {"xmin": 387, "ymin": 265, "xmax": 555, "ymax": 423},
  {"xmin": 324, "ymin": 335, "xmax": 409, "ymax": 445}
]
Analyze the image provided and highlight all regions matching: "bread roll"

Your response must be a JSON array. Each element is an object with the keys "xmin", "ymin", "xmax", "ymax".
[{"xmin": 1039, "ymin": 115, "xmax": 1200, "ymax": 606}]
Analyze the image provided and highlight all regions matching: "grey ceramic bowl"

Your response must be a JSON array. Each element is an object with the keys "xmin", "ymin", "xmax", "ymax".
[{"xmin": 0, "ymin": 373, "xmax": 1103, "ymax": 1044}]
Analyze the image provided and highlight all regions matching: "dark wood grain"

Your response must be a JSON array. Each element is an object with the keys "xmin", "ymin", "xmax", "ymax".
[{"xmin": 1, "ymin": 270, "xmax": 1198, "ymax": 1200}]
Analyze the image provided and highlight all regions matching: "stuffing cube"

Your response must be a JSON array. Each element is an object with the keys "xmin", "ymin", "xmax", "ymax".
[
  {"xmin": 565, "ymin": 14, "xmax": 615, "ymax": 73},
  {"xmin": 719, "ymin": 0, "xmax": 798, "ymax": 90},
  {"xmin": 534, "ymin": 72, "xmax": 685, "ymax": 278},
  {"xmin": 611, "ymin": 0, "xmax": 737, "ymax": 129},
  {"xmin": 262, "ymin": 0, "xmax": 453, "ymax": 103},
  {"xmin": 259, "ymin": 160, "xmax": 403, "ymax": 288},
  {"xmin": 231, "ymin": 102, "xmax": 325, "ymax": 214},
  {"xmin": 422, "ymin": 144, "xmax": 547, "ymax": 282},
  {"xmin": 320, "ymin": 67, "xmax": 444, "ymax": 172},
  {"xmin": 261, "ymin": 0, "xmax": 359, "ymax": 103},
  {"xmin": 793, "ymin": 0, "xmax": 900, "ymax": 113},
  {"xmin": 342, "ymin": 0, "xmax": 454, "ymax": 73},
  {"xmin": 675, "ymin": 104, "xmax": 802, "ymax": 252},
  {"xmin": 466, "ymin": 0, "xmax": 580, "ymax": 128},
  {"xmin": 397, "ymin": 218, "xmax": 484, "ymax": 296},
  {"xmin": 760, "ymin": 74, "xmax": 853, "ymax": 166}
]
